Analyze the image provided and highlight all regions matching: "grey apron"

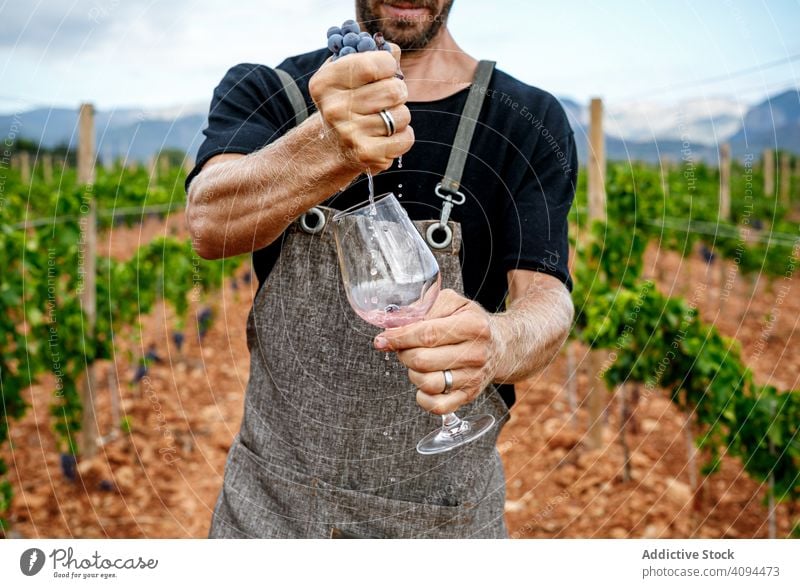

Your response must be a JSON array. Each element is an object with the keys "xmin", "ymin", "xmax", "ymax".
[{"xmin": 209, "ymin": 60, "xmax": 511, "ymax": 539}]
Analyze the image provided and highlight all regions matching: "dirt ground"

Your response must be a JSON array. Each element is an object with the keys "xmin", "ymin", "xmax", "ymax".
[{"xmin": 3, "ymin": 217, "xmax": 797, "ymax": 538}]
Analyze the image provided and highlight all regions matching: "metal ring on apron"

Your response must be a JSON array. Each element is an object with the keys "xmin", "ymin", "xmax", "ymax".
[
  {"xmin": 425, "ymin": 222, "xmax": 453, "ymax": 249},
  {"xmin": 299, "ymin": 207, "xmax": 326, "ymax": 234}
]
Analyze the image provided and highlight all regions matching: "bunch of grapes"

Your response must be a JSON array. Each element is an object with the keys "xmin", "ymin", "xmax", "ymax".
[{"xmin": 327, "ymin": 19, "xmax": 392, "ymax": 60}]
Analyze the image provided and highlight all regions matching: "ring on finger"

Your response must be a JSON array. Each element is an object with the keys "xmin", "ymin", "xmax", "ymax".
[
  {"xmin": 441, "ymin": 369, "xmax": 454, "ymax": 394},
  {"xmin": 378, "ymin": 109, "xmax": 396, "ymax": 137}
]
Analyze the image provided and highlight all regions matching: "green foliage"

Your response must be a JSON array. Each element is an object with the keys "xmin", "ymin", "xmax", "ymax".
[
  {"xmin": 572, "ymin": 203, "xmax": 800, "ymax": 512},
  {"xmin": 0, "ymin": 160, "xmax": 241, "ymax": 530}
]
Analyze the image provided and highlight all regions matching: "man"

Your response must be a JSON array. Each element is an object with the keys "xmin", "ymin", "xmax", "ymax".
[{"xmin": 186, "ymin": 0, "xmax": 576, "ymax": 538}]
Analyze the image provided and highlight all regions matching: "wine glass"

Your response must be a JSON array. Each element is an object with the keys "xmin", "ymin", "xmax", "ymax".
[{"xmin": 332, "ymin": 192, "xmax": 496, "ymax": 455}]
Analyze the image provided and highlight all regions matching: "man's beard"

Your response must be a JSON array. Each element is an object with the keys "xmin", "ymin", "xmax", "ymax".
[{"xmin": 356, "ymin": 0, "xmax": 454, "ymax": 51}]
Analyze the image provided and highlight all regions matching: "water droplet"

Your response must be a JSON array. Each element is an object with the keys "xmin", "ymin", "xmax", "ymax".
[
  {"xmin": 383, "ymin": 431, "xmax": 389, "ymax": 436},
  {"xmin": 384, "ymin": 371, "xmax": 390, "ymax": 376},
  {"xmin": 397, "ymin": 193, "xmax": 402, "ymax": 198},
  {"xmin": 389, "ymin": 477, "xmax": 396, "ymax": 482},
  {"xmin": 383, "ymin": 225, "xmax": 389, "ymax": 231},
  {"xmin": 384, "ymin": 304, "xmax": 400, "ymax": 313},
  {"xmin": 370, "ymin": 267, "xmax": 378, "ymax": 275},
  {"xmin": 397, "ymin": 155, "xmax": 403, "ymax": 168},
  {"xmin": 371, "ymin": 296, "xmax": 378, "ymax": 304},
  {"xmin": 384, "ymin": 352, "xmax": 390, "ymax": 361},
  {"xmin": 398, "ymin": 184, "xmax": 403, "ymax": 189}
]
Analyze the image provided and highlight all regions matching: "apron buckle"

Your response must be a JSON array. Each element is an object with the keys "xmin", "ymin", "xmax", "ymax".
[{"xmin": 426, "ymin": 182, "xmax": 465, "ymax": 249}]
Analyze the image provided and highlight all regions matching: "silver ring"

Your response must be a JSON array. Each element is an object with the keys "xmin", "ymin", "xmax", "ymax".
[
  {"xmin": 426, "ymin": 222, "xmax": 452, "ymax": 249},
  {"xmin": 299, "ymin": 207, "xmax": 326, "ymax": 234},
  {"xmin": 378, "ymin": 109, "xmax": 396, "ymax": 137},
  {"xmin": 442, "ymin": 369, "xmax": 453, "ymax": 394}
]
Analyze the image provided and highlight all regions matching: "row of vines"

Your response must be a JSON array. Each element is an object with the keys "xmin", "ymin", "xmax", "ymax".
[
  {"xmin": 0, "ymin": 151, "xmax": 242, "ymax": 535},
  {"xmin": 569, "ymin": 154, "xmax": 799, "ymax": 536}
]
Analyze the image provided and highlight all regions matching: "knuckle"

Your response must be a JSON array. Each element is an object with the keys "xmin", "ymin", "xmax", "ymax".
[
  {"xmin": 429, "ymin": 402, "xmax": 449, "ymax": 416},
  {"xmin": 361, "ymin": 58, "xmax": 381, "ymax": 83},
  {"xmin": 388, "ymin": 79, "xmax": 407, "ymax": 104},
  {"xmin": 470, "ymin": 347, "xmax": 488, "ymax": 367},
  {"xmin": 414, "ymin": 355, "xmax": 433, "ymax": 373},
  {"xmin": 420, "ymin": 325, "xmax": 439, "ymax": 347},
  {"xmin": 353, "ymin": 143, "xmax": 370, "ymax": 162},
  {"xmin": 325, "ymin": 98, "xmax": 347, "ymax": 122},
  {"xmin": 396, "ymin": 105, "xmax": 411, "ymax": 127}
]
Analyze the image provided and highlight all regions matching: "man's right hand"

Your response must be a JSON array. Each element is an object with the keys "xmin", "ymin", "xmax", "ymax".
[{"xmin": 308, "ymin": 46, "xmax": 414, "ymax": 173}]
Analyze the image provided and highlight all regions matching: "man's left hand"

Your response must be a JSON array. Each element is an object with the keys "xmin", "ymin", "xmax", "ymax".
[{"xmin": 374, "ymin": 289, "xmax": 503, "ymax": 415}]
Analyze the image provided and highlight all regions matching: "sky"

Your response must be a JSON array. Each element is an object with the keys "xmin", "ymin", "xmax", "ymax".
[{"xmin": 1, "ymin": 0, "xmax": 799, "ymax": 114}]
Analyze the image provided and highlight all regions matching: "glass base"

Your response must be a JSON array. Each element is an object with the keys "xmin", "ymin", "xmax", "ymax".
[{"xmin": 416, "ymin": 413, "xmax": 496, "ymax": 455}]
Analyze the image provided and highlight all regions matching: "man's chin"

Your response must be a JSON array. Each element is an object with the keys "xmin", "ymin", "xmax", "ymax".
[{"xmin": 381, "ymin": 23, "xmax": 429, "ymax": 48}]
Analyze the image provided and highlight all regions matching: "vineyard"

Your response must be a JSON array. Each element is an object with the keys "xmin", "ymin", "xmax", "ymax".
[{"xmin": 0, "ymin": 102, "xmax": 799, "ymax": 538}]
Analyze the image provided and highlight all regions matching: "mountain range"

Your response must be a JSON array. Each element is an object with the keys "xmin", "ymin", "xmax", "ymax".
[{"xmin": 1, "ymin": 89, "xmax": 797, "ymax": 166}]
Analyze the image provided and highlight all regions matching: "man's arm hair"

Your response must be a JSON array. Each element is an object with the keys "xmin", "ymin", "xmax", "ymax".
[
  {"xmin": 489, "ymin": 269, "xmax": 574, "ymax": 384},
  {"xmin": 186, "ymin": 112, "xmax": 361, "ymax": 260}
]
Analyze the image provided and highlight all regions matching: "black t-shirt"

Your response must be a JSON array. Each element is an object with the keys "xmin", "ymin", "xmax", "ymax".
[{"xmin": 187, "ymin": 48, "xmax": 578, "ymax": 409}]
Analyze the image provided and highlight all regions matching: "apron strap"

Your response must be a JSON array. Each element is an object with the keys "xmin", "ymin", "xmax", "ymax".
[
  {"xmin": 440, "ymin": 59, "xmax": 495, "ymax": 195},
  {"xmin": 275, "ymin": 68, "xmax": 309, "ymax": 126},
  {"xmin": 427, "ymin": 59, "xmax": 495, "ymax": 249}
]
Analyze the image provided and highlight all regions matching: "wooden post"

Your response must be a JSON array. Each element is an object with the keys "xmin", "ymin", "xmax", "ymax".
[
  {"xmin": 78, "ymin": 103, "xmax": 99, "ymax": 459},
  {"xmin": 585, "ymin": 97, "xmax": 608, "ymax": 449},
  {"xmin": 719, "ymin": 144, "xmax": 731, "ymax": 221},
  {"xmin": 42, "ymin": 154, "xmax": 53, "ymax": 183},
  {"xmin": 763, "ymin": 149, "xmax": 775, "ymax": 198},
  {"xmin": 147, "ymin": 155, "xmax": 158, "ymax": 181},
  {"xmin": 779, "ymin": 153, "xmax": 791, "ymax": 206},
  {"xmin": 158, "ymin": 153, "xmax": 169, "ymax": 177},
  {"xmin": 795, "ymin": 157, "xmax": 800, "ymax": 202},
  {"xmin": 18, "ymin": 151, "xmax": 31, "ymax": 184},
  {"xmin": 720, "ymin": 144, "xmax": 732, "ymax": 308},
  {"xmin": 588, "ymin": 98, "xmax": 607, "ymax": 222},
  {"xmin": 565, "ymin": 344, "xmax": 577, "ymax": 429}
]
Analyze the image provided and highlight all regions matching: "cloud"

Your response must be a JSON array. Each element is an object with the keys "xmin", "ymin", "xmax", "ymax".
[{"xmin": 0, "ymin": 0, "xmax": 191, "ymax": 56}]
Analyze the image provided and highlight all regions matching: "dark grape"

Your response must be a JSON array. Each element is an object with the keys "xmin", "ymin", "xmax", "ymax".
[
  {"xmin": 132, "ymin": 363, "xmax": 148, "ymax": 383},
  {"xmin": 341, "ymin": 19, "xmax": 360, "ymax": 35},
  {"xmin": 343, "ymin": 32, "xmax": 360, "ymax": 48},
  {"xmin": 339, "ymin": 46, "xmax": 357, "ymax": 57},
  {"xmin": 357, "ymin": 36, "xmax": 377, "ymax": 52},
  {"xmin": 172, "ymin": 331, "xmax": 185, "ymax": 350},
  {"xmin": 144, "ymin": 344, "xmax": 162, "ymax": 363},
  {"xmin": 700, "ymin": 244, "xmax": 715, "ymax": 264},
  {"xmin": 327, "ymin": 33, "xmax": 343, "ymax": 53},
  {"xmin": 358, "ymin": 31, "xmax": 371, "ymax": 38},
  {"xmin": 60, "ymin": 453, "xmax": 77, "ymax": 482},
  {"xmin": 327, "ymin": 25, "xmax": 342, "ymax": 38}
]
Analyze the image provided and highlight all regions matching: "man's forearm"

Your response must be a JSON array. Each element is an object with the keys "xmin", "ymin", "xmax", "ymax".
[
  {"xmin": 186, "ymin": 112, "xmax": 361, "ymax": 259},
  {"xmin": 489, "ymin": 275, "xmax": 574, "ymax": 384}
]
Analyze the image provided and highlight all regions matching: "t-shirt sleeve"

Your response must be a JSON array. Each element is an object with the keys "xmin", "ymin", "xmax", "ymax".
[
  {"xmin": 501, "ymin": 100, "xmax": 577, "ymax": 291},
  {"xmin": 185, "ymin": 63, "xmax": 291, "ymax": 190}
]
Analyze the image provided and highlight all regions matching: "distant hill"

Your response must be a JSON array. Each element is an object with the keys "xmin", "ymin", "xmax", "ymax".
[
  {"xmin": 727, "ymin": 90, "xmax": 800, "ymax": 155},
  {"xmin": 1, "ymin": 89, "xmax": 797, "ymax": 165},
  {"xmin": 0, "ymin": 105, "xmax": 207, "ymax": 163}
]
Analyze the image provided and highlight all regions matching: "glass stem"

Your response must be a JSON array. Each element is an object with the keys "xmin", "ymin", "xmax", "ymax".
[{"xmin": 441, "ymin": 412, "xmax": 462, "ymax": 432}]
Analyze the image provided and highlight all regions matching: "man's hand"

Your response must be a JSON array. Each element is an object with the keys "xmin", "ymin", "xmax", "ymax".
[
  {"xmin": 373, "ymin": 289, "xmax": 503, "ymax": 415},
  {"xmin": 308, "ymin": 44, "xmax": 414, "ymax": 173},
  {"xmin": 372, "ymin": 271, "xmax": 575, "ymax": 416}
]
